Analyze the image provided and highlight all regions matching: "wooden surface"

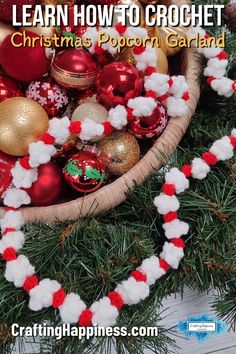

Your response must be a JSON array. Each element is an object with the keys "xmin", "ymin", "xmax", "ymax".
[{"xmin": 157, "ymin": 287, "xmax": 236, "ymax": 354}]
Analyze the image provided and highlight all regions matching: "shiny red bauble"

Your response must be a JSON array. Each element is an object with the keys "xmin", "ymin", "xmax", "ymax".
[
  {"xmin": 64, "ymin": 151, "xmax": 106, "ymax": 193},
  {"xmin": 128, "ymin": 101, "xmax": 168, "ymax": 139},
  {"xmin": 0, "ymin": 0, "xmax": 35, "ymax": 22},
  {"xmin": 0, "ymin": 151, "xmax": 17, "ymax": 199},
  {"xmin": 96, "ymin": 62, "xmax": 143, "ymax": 108},
  {"xmin": 51, "ymin": 48, "xmax": 98, "ymax": 90},
  {"xmin": 26, "ymin": 78, "xmax": 68, "ymax": 118},
  {"xmin": 0, "ymin": 76, "xmax": 23, "ymax": 103},
  {"xmin": 0, "ymin": 32, "xmax": 53, "ymax": 82},
  {"xmin": 25, "ymin": 162, "xmax": 63, "ymax": 206}
]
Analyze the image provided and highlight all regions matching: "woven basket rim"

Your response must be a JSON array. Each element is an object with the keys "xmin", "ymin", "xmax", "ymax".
[{"xmin": 0, "ymin": 1, "xmax": 201, "ymax": 223}]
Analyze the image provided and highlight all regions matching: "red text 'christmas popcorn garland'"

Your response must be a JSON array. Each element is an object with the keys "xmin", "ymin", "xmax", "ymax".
[
  {"xmin": 188, "ymin": 26, "xmax": 236, "ymax": 97},
  {"xmin": 0, "ymin": 127, "xmax": 235, "ymax": 327}
]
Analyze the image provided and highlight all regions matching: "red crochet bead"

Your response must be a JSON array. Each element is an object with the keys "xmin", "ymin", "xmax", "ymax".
[
  {"xmin": 2, "ymin": 228, "xmax": 16, "ymax": 236},
  {"xmin": 2, "ymin": 247, "xmax": 17, "ymax": 261},
  {"xmin": 172, "ymin": 238, "xmax": 185, "ymax": 248},
  {"xmin": 163, "ymin": 212, "xmax": 178, "ymax": 223},
  {"xmin": 145, "ymin": 90, "xmax": 156, "ymax": 99},
  {"xmin": 168, "ymin": 77, "xmax": 173, "ymax": 87},
  {"xmin": 181, "ymin": 165, "xmax": 192, "ymax": 177},
  {"xmin": 133, "ymin": 45, "xmax": 145, "ymax": 55},
  {"xmin": 5, "ymin": 207, "xmax": 19, "ymax": 212},
  {"xmin": 23, "ymin": 275, "xmax": 39, "ymax": 292},
  {"xmin": 131, "ymin": 270, "xmax": 147, "ymax": 282},
  {"xmin": 52, "ymin": 289, "xmax": 66, "ymax": 308},
  {"xmin": 182, "ymin": 92, "xmax": 190, "ymax": 101},
  {"xmin": 126, "ymin": 107, "xmax": 135, "ymax": 121},
  {"xmin": 102, "ymin": 121, "xmax": 113, "ymax": 136},
  {"xmin": 94, "ymin": 43, "xmax": 105, "ymax": 55},
  {"xmin": 162, "ymin": 184, "xmax": 176, "ymax": 196},
  {"xmin": 115, "ymin": 22, "xmax": 127, "ymax": 34},
  {"xmin": 232, "ymin": 81, "xmax": 236, "ymax": 93},
  {"xmin": 69, "ymin": 121, "xmax": 82, "ymax": 135},
  {"xmin": 145, "ymin": 66, "xmax": 156, "ymax": 76},
  {"xmin": 40, "ymin": 132, "xmax": 55, "ymax": 145},
  {"xmin": 158, "ymin": 94, "xmax": 168, "ymax": 102},
  {"xmin": 207, "ymin": 76, "xmax": 216, "ymax": 85},
  {"xmin": 79, "ymin": 309, "xmax": 93, "ymax": 327},
  {"xmin": 20, "ymin": 156, "xmax": 32, "ymax": 170},
  {"xmin": 159, "ymin": 258, "xmax": 170, "ymax": 272},
  {"xmin": 202, "ymin": 152, "xmax": 218, "ymax": 165},
  {"xmin": 230, "ymin": 136, "xmax": 236, "ymax": 148},
  {"xmin": 216, "ymin": 51, "xmax": 228, "ymax": 60},
  {"xmin": 108, "ymin": 291, "xmax": 124, "ymax": 310}
]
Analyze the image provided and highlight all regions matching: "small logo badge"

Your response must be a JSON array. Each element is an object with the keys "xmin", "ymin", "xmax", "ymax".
[{"xmin": 178, "ymin": 313, "xmax": 228, "ymax": 342}]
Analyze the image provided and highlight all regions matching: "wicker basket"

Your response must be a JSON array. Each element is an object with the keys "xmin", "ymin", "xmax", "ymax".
[{"xmin": 0, "ymin": 1, "xmax": 200, "ymax": 223}]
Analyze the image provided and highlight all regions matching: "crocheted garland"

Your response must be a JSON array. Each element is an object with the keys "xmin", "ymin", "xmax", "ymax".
[
  {"xmin": 0, "ymin": 129, "xmax": 235, "ymax": 327},
  {"xmin": 0, "ymin": 24, "xmax": 235, "ymax": 327},
  {"xmin": 188, "ymin": 26, "xmax": 236, "ymax": 97}
]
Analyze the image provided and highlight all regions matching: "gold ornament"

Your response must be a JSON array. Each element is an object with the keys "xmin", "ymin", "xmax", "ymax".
[
  {"xmin": 112, "ymin": 0, "xmax": 145, "ymax": 28},
  {"xmin": 0, "ymin": 97, "xmax": 49, "ymax": 156},
  {"xmin": 146, "ymin": 14, "xmax": 187, "ymax": 57},
  {"xmin": 71, "ymin": 102, "xmax": 109, "ymax": 142},
  {"xmin": 97, "ymin": 131, "xmax": 140, "ymax": 176},
  {"xmin": 0, "ymin": 21, "xmax": 14, "ymax": 47},
  {"xmin": 118, "ymin": 46, "xmax": 168, "ymax": 74},
  {"xmin": 42, "ymin": 0, "xmax": 75, "ymax": 5},
  {"xmin": 20, "ymin": 12, "xmax": 56, "ymax": 42}
]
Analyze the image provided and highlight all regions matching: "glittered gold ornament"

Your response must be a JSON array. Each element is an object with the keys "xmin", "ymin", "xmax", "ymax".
[
  {"xmin": 20, "ymin": 12, "xmax": 56, "ymax": 42},
  {"xmin": 112, "ymin": 0, "xmax": 145, "ymax": 28},
  {"xmin": 0, "ymin": 97, "xmax": 49, "ymax": 156},
  {"xmin": 118, "ymin": 46, "xmax": 168, "ymax": 74},
  {"xmin": 72, "ymin": 102, "xmax": 108, "ymax": 142},
  {"xmin": 0, "ymin": 21, "xmax": 14, "ymax": 48},
  {"xmin": 97, "ymin": 131, "xmax": 140, "ymax": 176},
  {"xmin": 146, "ymin": 14, "xmax": 187, "ymax": 57}
]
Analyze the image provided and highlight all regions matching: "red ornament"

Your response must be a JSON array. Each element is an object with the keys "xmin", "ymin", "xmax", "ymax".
[
  {"xmin": 0, "ymin": 0, "xmax": 35, "ymax": 22},
  {"xmin": 96, "ymin": 62, "xmax": 143, "ymax": 108},
  {"xmin": 51, "ymin": 48, "xmax": 98, "ymax": 90},
  {"xmin": 0, "ymin": 76, "xmax": 23, "ymax": 103},
  {"xmin": 0, "ymin": 31, "xmax": 53, "ymax": 82},
  {"xmin": 26, "ymin": 79, "xmax": 68, "ymax": 118},
  {"xmin": 128, "ymin": 101, "xmax": 168, "ymax": 139},
  {"xmin": 0, "ymin": 151, "xmax": 17, "ymax": 199},
  {"xmin": 63, "ymin": 151, "xmax": 106, "ymax": 193},
  {"xmin": 25, "ymin": 162, "xmax": 63, "ymax": 206}
]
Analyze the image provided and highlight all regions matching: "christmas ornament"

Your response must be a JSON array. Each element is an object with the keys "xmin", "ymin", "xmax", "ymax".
[
  {"xmin": 71, "ymin": 102, "xmax": 109, "ymax": 142},
  {"xmin": 0, "ymin": 0, "xmax": 35, "ymax": 22},
  {"xmin": 25, "ymin": 162, "xmax": 63, "ymax": 206},
  {"xmin": 0, "ymin": 76, "xmax": 23, "ymax": 103},
  {"xmin": 2, "ymin": 117, "xmax": 235, "ymax": 327},
  {"xmin": 20, "ymin": 12, "xmax": 56, "ymax": 41},
  {"xmin": 128, "ymin": 101, "xmax": 168, "ymax": 139},
  {"xmin": 76, "ymin": 87, "xmax": 97, "ymax": 107},
  {"xmin": 64, "ymin": 151, "xmax": 107, "ymax": 193},
  {"xmin": 146, "ymin": 19, "xmax": 187, "ymax": 57},
  {"xmin": 0, "ymin": 32, "xmax": 53, "ymax": 82},
  {"xmin": 118, "ymin": 47, "xmax": 168, "ymax": 74},
  {"xmin": 0, "ymin": 97, "xmax": 49, "ymax": 156},
  {"xmin": 51, "ymin": 48, "xmax": 98, "ymax": 90},
  {"xmin": 0, "ymin": 21, "xmax": 14, "ymax": 49},
  {"xmin": 96, "ymin": 62, "xmax": 143, "ymax": 108},
  {"xmin": 112, "ymin": 0, "xmax": 145, "ymax": 28},
  {"xmin": 53, "ymin": 138, "xmax": 79, "ymax": 164},
  {"xmin": 0, "ymin": 151, "xmax": 17, "ymax": 199},
  {"xmin": 97, "ymin": 131, "xmax": 140, "ymax": 176},
  {"xmin": 26, "ymin": 79, "xmax": 69, "ymax": 118},
  {"xmin": 42, "ymin": 0, "xmax": 75, "ymax": 5}
]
